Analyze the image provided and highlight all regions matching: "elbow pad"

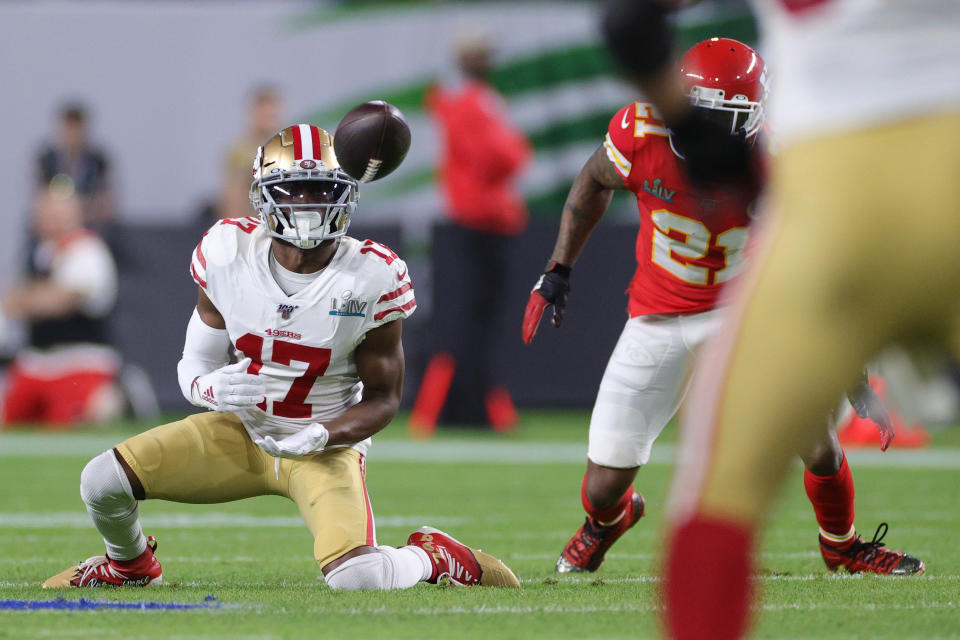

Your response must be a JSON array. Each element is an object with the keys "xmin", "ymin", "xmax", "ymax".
[
  {"xmin": 601, "ymin": 0, "xmax": 674, "ymax": 79},
  {"xmin": 177, "ymin": 308, "xmax": 232, "ymax": 404}
]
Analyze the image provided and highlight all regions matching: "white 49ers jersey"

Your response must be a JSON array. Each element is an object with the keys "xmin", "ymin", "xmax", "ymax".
[
  {"xmin": 189, "ymin": 217, "xmax": 416, "ymax": 454},
  {"xmin": 752, "ymin": 0, "xmax": 960, "ymax": 144}
]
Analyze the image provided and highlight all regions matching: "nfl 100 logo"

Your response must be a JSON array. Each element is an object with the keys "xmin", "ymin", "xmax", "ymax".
[{"xmin": 277, "ymin": 303, "xmax": 298, "ymax": 320}]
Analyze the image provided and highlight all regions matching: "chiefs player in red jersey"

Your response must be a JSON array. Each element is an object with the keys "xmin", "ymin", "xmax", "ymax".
[{"xmin": 522, "ymin": 38, "xmax": 922, "ymax": 578}]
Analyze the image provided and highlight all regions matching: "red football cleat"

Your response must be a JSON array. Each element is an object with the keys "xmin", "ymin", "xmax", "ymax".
[
  {"xmin": 407, "ymin": 526, "xmax": 520, "ymax": 587},
  {"xmin": 556, "ymin": 491, "xmax": 645, "ymax": 573},
  {"xmin": 43, "ymin": 536, "xmax": 163, "ymax": 588},
  {"xmin": 819, "ymin": 523, "xmax": 924, "ymax": 575}
]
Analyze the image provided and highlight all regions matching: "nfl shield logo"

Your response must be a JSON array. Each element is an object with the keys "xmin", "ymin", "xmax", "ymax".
[{"xmin": 277, "ymin": 303, "xmax": 298, "ymax": 319}]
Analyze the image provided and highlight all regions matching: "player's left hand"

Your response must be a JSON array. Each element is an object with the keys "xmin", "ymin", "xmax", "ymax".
[
  {"xmin": 255, "ymin": 423, "xmax": 330, "ymax": 459},
  {"xmin": 522, "ymin": 262, "xmax": 571, "ymax": 344},
  {"xmin": 847, "ymin": 377, "xmax": 895, "ymax": 451}
]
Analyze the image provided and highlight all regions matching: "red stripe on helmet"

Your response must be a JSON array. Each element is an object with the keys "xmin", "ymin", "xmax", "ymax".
[
  {"xmin": 310, "ymin": 126, "xmax": 322, "ymax": 158},
  {"xmin": 292, "ymin": 126, "xmax": 303, "ymax": 159}
]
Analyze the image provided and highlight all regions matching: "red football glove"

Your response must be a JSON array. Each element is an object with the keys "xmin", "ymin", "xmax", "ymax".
[{"xmin": 522, "ymin": 262, "xmax": 571, "ymax": 344}]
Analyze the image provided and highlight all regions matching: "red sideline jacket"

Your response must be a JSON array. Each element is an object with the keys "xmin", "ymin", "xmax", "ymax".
[{"xmin": 426, "ymin": 80, "xmax": 531, "ymax": 235}]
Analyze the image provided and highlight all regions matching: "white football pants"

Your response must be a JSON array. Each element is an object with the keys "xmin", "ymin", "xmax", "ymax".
[{"xmin": 587, "ymin": 310, "xmax": 723, "ymax": 468}]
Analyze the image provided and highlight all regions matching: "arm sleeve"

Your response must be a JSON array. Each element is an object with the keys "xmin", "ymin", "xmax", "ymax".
[{"xmin": 176, "ymin": 308, "xmax": 232, "ymax": 404}]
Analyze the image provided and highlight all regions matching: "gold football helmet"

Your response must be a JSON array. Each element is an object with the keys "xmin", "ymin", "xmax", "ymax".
[{"xmin": 250, "ymin": 124, "xmax": 359, "ymax": 249}]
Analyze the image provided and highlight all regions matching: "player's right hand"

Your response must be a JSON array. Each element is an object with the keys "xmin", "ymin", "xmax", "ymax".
[
  {"xmin": 522, "ymin": 262, "xmax": 571, "ymax": 344},
  {"xmin": 189, "ymin": 357, "xmax": 266, "ymax": 412}
]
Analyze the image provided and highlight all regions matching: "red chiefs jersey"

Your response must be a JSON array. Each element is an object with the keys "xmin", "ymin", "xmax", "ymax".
[{"xmin": 604, "ymin": 102, "xmax": 760, "ymax": 317}]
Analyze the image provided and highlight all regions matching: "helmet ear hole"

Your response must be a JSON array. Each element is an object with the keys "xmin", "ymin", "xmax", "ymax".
[{"xmin": 734, "ymin": 112, "xmax": 750, "ymax": 131}]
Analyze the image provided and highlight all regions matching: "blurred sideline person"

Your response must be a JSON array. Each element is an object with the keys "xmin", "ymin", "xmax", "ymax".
[
  {"xmin": 601, "ymin": 1, "xmax": 960, "ymax": 638},
  {"xmin": 521, "ymin": 38, "xmax": 919, "ymax": 579},
  {"xmin": 44, "ymin": 124, "xmax": 519, "ymax": 591},
  {"xmin": 413, "ymin": 30, "xmax": 531, "ymax": 432},
  {"xmin": 35, "ymin": 102, "xmax": 115, "ymax": 227},
  {"xmin": 218, "ymin": 85, "xmax": 283, "ymax": 221},
  {"xmin": 1, "ymin": 187, "xmax": 120, "ymax": 428}
]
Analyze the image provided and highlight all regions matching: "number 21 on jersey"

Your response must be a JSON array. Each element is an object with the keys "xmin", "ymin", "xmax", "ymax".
[{"xmin": 651, "ymin": 210, "xmax": 748, "ymax": 286}]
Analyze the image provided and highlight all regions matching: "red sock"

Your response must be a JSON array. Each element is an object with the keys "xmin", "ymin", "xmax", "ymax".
[
  {"xmin": 804, "ymin": 453, "xmax": 855, "ymax": 541},
  {"xmin": 485, "ymin": 387, "xmax": 518, "ymax": 433},
  {"xmin": 664, "ymin": 515, "xmax": 754, "ymax": 640},
  {"xmin": 409, "ymin": 353, "xmax": 455, "ymax": 438},
  {"xmin": 581, "ymin": 474, "xmax": 633, "ymax": 525}
]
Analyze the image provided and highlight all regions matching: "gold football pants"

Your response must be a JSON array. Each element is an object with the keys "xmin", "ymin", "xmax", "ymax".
[
  {"xmin": 672, "ymin": 111, "xmax": 960, "ymax": 524},
  {"xmin": 115, "ymin": 412, "xmax": 375, "ymax": 567}
]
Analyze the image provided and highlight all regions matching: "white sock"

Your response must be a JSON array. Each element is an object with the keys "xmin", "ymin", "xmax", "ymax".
[
  {"xmin": 380, "ymin": 544, "xmax": 433, "ymax": 584},
  {"xmin": 324, "ymin": 546, "xmax": 432, "ymax": 590},
  {"xmin": 79, "ymin": 451, "xmax": 147, "ymax": 561}
]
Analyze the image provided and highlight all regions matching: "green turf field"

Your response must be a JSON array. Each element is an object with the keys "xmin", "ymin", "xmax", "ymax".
[{"xmin": 1, "ymin": 412, "xmax": 959, "ymax": 639}]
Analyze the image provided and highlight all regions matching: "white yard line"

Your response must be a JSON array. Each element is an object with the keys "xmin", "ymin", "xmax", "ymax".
[
  {"xmin": 511, "ymin": 551, "xmax": 826, "ymax": 560},
  {"xmin": 2, "ymin": 434, "xmax": 958, "ymax": 468},
  {"xmin": 525, "ymin": 574, "xmax": 960, "ymax": 584},
  {"xmin": 0, "ymin": 512, "xmax": 463, "ymax": 529},
  {"xmin": 0, "ymin": 555, "xmax": 275, "ymax": 564},
  {"xmin": 310, "ymin": 600, "xmax": 960, "ymax": 616}
]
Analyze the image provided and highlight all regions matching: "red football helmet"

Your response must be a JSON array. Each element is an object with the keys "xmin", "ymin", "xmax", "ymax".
[{"xmin": 679, "ymin": 37, "xmax": 767, "ymax": 138}]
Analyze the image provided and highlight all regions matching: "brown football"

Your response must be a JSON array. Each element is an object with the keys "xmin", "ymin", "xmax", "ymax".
[{"xmin": 333, "ymin": 101, "xmax": 411, "ymax": 183}]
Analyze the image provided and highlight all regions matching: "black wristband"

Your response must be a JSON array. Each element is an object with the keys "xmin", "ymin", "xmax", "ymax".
[
  {"xmin": 545, "ymin": 260, "xmax": 572, "ymax": 278},
  {"xmin": 601, "ymin": 0, "xmax": 673, "ymax": 79}
]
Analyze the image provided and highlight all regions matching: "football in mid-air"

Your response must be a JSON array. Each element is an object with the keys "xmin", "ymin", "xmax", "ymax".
[{"xmin": 334, "ymin": 100, "xmax": 411, "ymax": 183}]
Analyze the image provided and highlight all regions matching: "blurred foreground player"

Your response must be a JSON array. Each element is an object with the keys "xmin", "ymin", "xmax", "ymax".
[
  {"xmin": 522, "ymin": 38, "xmax": 920, "ymax": 578},
  {"xmin": 2, "ymin": 187, "xmax": 119, "ymax": 427},
  {"xmin": 602, "ymin": 1, "xmax": 960, "ymax": 638},
  {"xmin": 44, "ymin": 124, "xmax": 519, "ymax": 590}
]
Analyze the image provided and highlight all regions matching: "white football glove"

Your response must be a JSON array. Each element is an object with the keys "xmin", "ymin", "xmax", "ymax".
[
  {"xmin": 190, "ymin": 357, "xmax": 266, "ymax": 412},
  {"xmin": 255, "ymin": 423, "xmax": 330, "ymax": 459}
]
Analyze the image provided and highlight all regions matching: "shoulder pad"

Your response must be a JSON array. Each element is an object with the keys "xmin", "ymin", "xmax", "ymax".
[
  {"xmin": 606, "ymin": 103, "xmax": 639, "ymax": 171},
  {"xmin": 210, "ymin": 217, "xmax": 263, "ymax": 264},
  {"xmin": 190, "ymin": 217, "xmax": 261, "ymax": 289}
]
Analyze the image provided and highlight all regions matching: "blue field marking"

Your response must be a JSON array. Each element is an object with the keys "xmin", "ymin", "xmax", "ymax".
[{"xmin": 0, "ymin": 595, "xmax": 220, "ymax": 611}]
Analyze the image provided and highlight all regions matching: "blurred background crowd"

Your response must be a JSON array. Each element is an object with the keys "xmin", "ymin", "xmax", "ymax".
[{"xmin": 1, "ymin": 0, "xmax": 957, "ymax": 435}]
